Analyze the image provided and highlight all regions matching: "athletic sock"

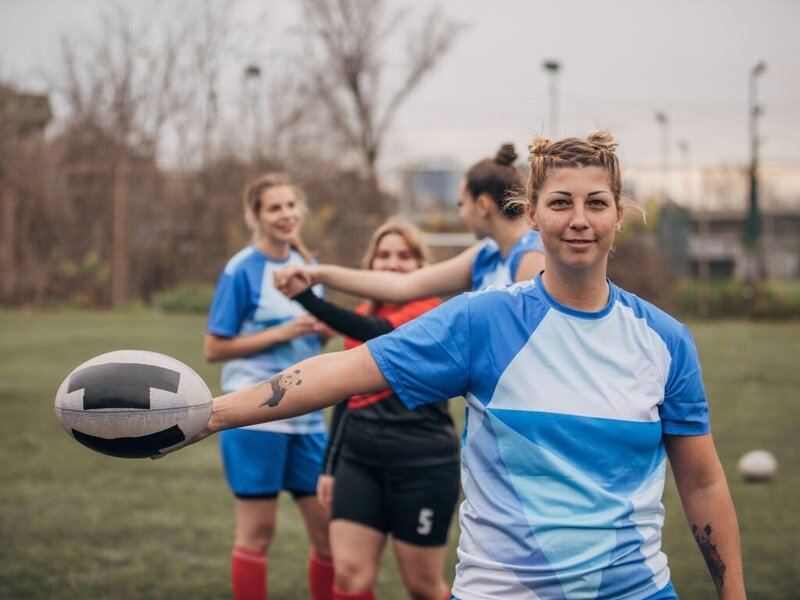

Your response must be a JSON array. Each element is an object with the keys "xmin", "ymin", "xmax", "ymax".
[
  {"xmin": 308, "ymin": 551, "xmax": 334, "ymax": 600},
  {"xmin": 231, "ymin": 545, "xmax": 268, "ymax": 600},
  {"xmin": 332, "ymin": 587, "xmax": 375, "ymax": 600}
]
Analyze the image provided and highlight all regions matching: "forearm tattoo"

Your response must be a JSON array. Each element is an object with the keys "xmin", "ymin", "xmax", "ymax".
[
  {"xmin": 693, "ymin": 523, "xmax": 726, "ymax": 589},
  {"xmin": 258, "ymin": 369, "xmax": 302, "ymax": 407}
]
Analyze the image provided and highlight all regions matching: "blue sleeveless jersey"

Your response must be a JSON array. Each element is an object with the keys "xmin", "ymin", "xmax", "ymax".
[
  {"xmin": 367, "ymin": 274, "xmax": 707, "ymax": 599},
  {"xmin": 470, "ymin": 230, "xmax": 542, "ymax": 291},
  {"xmin": 207, "ymin": 245, "xmax": 325, "ymax": 434}
]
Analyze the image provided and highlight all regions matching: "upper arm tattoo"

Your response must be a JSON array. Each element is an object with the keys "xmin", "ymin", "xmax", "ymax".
[
  {"xmin": 693, "ymin": 523, "xmax": 726, "ymax": 589},
  {"xmin": 257, "ymin": 369, "xmax": 302, "ymax": 407}
]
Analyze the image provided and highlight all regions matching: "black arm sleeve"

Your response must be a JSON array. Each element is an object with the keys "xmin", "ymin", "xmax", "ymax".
[
  {"xmin": 294, "ymin": 289, "xmax": 394, "ymax": 342},
  {"xmin": 323, "ymin": 400, "xmax": 349, "ymax": 474}
]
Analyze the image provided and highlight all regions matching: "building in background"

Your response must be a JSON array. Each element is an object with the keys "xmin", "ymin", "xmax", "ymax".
[{"xmin": 625, "ymin": 165, "xmax": 800, "ymax": 280}]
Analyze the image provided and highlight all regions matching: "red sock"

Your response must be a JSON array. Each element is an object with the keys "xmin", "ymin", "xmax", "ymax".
[
  {"xmin": 308, "ymin": 552, "xmax": 335, "ymax": 600},
  {"xmin": 332, "ymin": 587, "xmax": 375, "ymax": 600},
  {"xmin": 231, "ymin": 545, "xmax": 267, "ymax": 600}
]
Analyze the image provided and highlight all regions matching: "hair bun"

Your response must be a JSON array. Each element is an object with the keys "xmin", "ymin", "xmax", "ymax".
[
  {"xmin": 495, "ymin": 143, "xmax": 518, "ymax": 166},
  {"xmin": 587, "ymin": 130, "xmax": 618, "ymax": 152},
  {"xmin": 528, "ymin": 136, "xmax": 551, "ymax": 159}
]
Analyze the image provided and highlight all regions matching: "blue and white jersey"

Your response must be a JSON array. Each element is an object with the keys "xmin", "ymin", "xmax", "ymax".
[
  {"xmin": 207, "ymin": 245, "xmax": 325, "ymax": 434},
  {"xmin": 367, "ymin": 274, "xmax": 709, "ymax": 600},
  {"xmin": 471, "ymin": 230, "xmax": 543, "ymax": 291}
]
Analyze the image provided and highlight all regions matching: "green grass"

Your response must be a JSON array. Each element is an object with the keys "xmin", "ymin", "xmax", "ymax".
[{"xmin": 0, "ymin": 311, "xmax": 798, "ymax": 599}]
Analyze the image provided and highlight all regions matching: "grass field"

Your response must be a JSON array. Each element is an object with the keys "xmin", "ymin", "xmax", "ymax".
[{"xmin": 0, "ymin": 310, "xmax": 798, "ymax": 599}]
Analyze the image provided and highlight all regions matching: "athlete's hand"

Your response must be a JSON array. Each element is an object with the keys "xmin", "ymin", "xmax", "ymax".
[
  {"xmin": 281, "ymin": 314, "xmax": 323, "ymax": 341},
  {"xmin": 151, "ymin": 407, "xmax": 218, "ymax": 459},
  {"xmin": 316, "ymin": 474, "xmax": 335, "ymax": 508},
  {"xmin": 274, "ymin": 265, "xmax": 316, "ymax": 298}
]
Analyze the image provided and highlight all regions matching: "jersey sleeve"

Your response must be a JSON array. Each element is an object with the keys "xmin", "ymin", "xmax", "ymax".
[
  {"xmin": 206, "ymin": 268, "xmax": 249, "ymax": 337},
  {"xmin": 367, "ymin": 294, "xmax": 471, "ymax": 410},
  {"xmin": 660, "ymin": 324, "xmax": 710, "ymax": 436}
]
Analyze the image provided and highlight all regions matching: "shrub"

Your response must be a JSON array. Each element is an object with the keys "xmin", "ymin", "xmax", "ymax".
[
  {"xmin": 152, "ymin": 284, "xmax": 215, "ymax": 313},
  {"xmin": 675, "ymin": 279, "xmax": 800, "ymax": 320}
]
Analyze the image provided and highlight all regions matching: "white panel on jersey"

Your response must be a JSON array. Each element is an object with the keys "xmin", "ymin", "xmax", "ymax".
[{"xmin": 489, "ymin": 305, "xmax": 672, "ymax": 423}]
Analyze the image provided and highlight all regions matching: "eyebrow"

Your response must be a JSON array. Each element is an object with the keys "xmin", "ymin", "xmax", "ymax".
[{"xmin": 548, "ymin": 190, "xmax": 611, "ymax": 196}]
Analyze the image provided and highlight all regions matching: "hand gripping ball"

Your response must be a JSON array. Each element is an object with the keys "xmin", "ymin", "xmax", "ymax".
[{"xmin": 54, "ymin": 350, "xmax": 212, "ymax": 459}]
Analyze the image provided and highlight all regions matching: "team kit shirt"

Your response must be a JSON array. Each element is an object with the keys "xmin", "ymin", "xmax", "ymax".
[
  {"xmin": 367, "ymin": 274, "xmax": 709, "ymax": 600},
  {"xmin": 207, "ymin": 245, "xmax": 326, "ymax": 434},
  {"xmin": 471, "ymin": 230, "xmax": 543, "ymax": 291}
]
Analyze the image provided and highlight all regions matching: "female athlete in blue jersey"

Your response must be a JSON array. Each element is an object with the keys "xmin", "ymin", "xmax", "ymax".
[
  {"xmin": 182, "ymin": 134, "xmax": 745, "ymax": 600},
  {"xmin": 204, "ymin": 173, "xmax": 333, "ymax": 600},
  {"xmin": 273, "ymin": 144, "xmax": 544, "ymax": 299}
]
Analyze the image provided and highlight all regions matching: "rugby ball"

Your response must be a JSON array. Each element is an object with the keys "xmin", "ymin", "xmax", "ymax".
[
  {"xmin": 737, "ymin": 449, "xmax": 777, "ymax": 482},
  {"xmin": 54, "ymin": 350, "xmax": 212, "ymax": 459}
]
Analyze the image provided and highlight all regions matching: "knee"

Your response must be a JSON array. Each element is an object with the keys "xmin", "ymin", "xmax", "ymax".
[
  {"xmin": 404, "ymin": 573, "xmax": 445, "ymax": 600},
  {"xmin": 237, "ymin": 521, "xmax": 276, "ymax": 554},
  {"xmin": 333, "ymin": 559, "xmax": 378, "ymax": 593}
]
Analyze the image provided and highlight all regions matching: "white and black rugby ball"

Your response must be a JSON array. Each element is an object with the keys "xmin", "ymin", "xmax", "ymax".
[{"xmin": 54, "ymin": 350, "xmax": 212, "ymax": 459}]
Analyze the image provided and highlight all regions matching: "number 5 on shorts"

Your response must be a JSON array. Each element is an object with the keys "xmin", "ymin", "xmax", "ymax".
[{"xmin": 417, "ymin": 507, "xmax": 434, "ymax": 535}]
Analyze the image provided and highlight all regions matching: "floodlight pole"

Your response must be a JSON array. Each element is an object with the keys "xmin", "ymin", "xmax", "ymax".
[
  {"xmin": 244, "ymin": 64, "xmax": 262, "ymax": 165},
  {"xmin": 745, "ymin": 60, "xmax": 767, "ymax": 283},
  {"xmin": 654, "ymin": 110, "xmax": 670, "ymax": 203},
  {"xmin": 542, "ymin": 60, "xmax": 561, "ymax": 138}
]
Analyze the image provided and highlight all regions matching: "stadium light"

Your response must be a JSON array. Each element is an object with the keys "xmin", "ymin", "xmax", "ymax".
[
  {"xmin": 542, "ymin": 59, "xmax": 561, "ymax": 138},
  {"xmin": 654, "ymin": 110, "xmax": 670, "ymax": 202},
  {"xmin": 745, "ymin": 61, "xmax": 767, "ymax": 257}
]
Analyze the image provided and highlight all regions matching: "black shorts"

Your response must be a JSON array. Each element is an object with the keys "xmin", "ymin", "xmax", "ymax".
[{"xmin": 331, "ymin": 458, "xmax": 460, "ymax": 547}]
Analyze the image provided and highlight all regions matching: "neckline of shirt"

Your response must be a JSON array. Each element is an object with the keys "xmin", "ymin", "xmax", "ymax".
[
  {"xmin": 533, "ymin": 272, "xmax": 618, "ymax": 320},
  {"xmin": 251, "ymin": 244, "xmax": 294, "ymax": 264}
]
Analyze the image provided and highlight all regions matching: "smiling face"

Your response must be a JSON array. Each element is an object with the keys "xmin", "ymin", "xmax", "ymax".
[
  {"xmin": 253, "ymin": 185, "xmax": 303, "ymax": 247},
  {"xmin": 530, "ymin": 166, "xmax": 622, "ymax": 277},
  {"xmin": 370, "ymin": 232, "xmax": 421, "ymax": 273}
]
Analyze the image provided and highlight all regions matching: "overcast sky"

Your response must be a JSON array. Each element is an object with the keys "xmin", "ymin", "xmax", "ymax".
[{"xmin": 1, "ymin": 0, "xmax": 798, "ymax": 173}]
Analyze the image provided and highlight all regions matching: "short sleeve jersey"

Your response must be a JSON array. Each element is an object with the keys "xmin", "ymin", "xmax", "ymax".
[
  {"xmin": 471, "ymin": 230, "xmax": 543, "ymax": 290},
  {"xmin": 207, "ymin": 245, "xmax": 325, "ymax": 434},
  {"xmin": 367, "ymin": 274, "xmax": 709, "ymax": 600}
]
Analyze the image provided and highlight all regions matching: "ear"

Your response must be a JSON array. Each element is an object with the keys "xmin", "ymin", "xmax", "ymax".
[
  {"xmin": 244, "ymin": 210, "xmax": 258, "ymax": 232},
  {"xmin": 476, "ymin": 193, "xmax": 494, "ymax": 217},
  {"xmin": 615, "ymin": 205, "xmax": 624, "ymax": 231},
  {"xmin": 528, "ymin": 202, "xmax": 538, "ymax": 230}
]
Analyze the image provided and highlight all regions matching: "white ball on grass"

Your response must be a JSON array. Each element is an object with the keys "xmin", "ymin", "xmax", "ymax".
[{"xmin": 737, "ymin": 449, "xmax": 777, "ymax": 482}]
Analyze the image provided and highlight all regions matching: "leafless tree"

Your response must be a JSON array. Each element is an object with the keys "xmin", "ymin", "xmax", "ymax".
[{"xmin": 299, "ymin": 0, "xmax": 463, "ymax": 190}]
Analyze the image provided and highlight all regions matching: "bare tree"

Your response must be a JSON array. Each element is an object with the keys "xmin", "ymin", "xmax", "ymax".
[{"xmin": 300, "ymin": 0, "xmax": 463, "ymax": 190}]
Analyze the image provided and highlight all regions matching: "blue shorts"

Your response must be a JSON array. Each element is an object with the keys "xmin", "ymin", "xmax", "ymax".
[{"xmin": 219, "ymin": 428, "xmax": 327, "ymax": 498}]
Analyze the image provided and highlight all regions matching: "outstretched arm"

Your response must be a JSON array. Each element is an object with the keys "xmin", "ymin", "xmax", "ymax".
[
  {"xmin": 276, "ymin": 244, "xmax": 480, "ymax": 302},
  {"xmin": 207, "ymin": 345, "xmax": 387, "ymax": 433},
  {"xmin": 666, "ymin": 434, "xmax": 746, "ymax": 599}
]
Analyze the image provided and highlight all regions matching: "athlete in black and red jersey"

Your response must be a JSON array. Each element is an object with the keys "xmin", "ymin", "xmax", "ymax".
[{"xmin": 287, "ymin": 220, "xmax": 459, "ymax": 600}]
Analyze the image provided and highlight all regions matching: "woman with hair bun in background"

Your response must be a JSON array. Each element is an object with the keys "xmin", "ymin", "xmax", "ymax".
[{"xmin": 273, "ymin": 144, "xmax": 544, "ymax": 301}]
